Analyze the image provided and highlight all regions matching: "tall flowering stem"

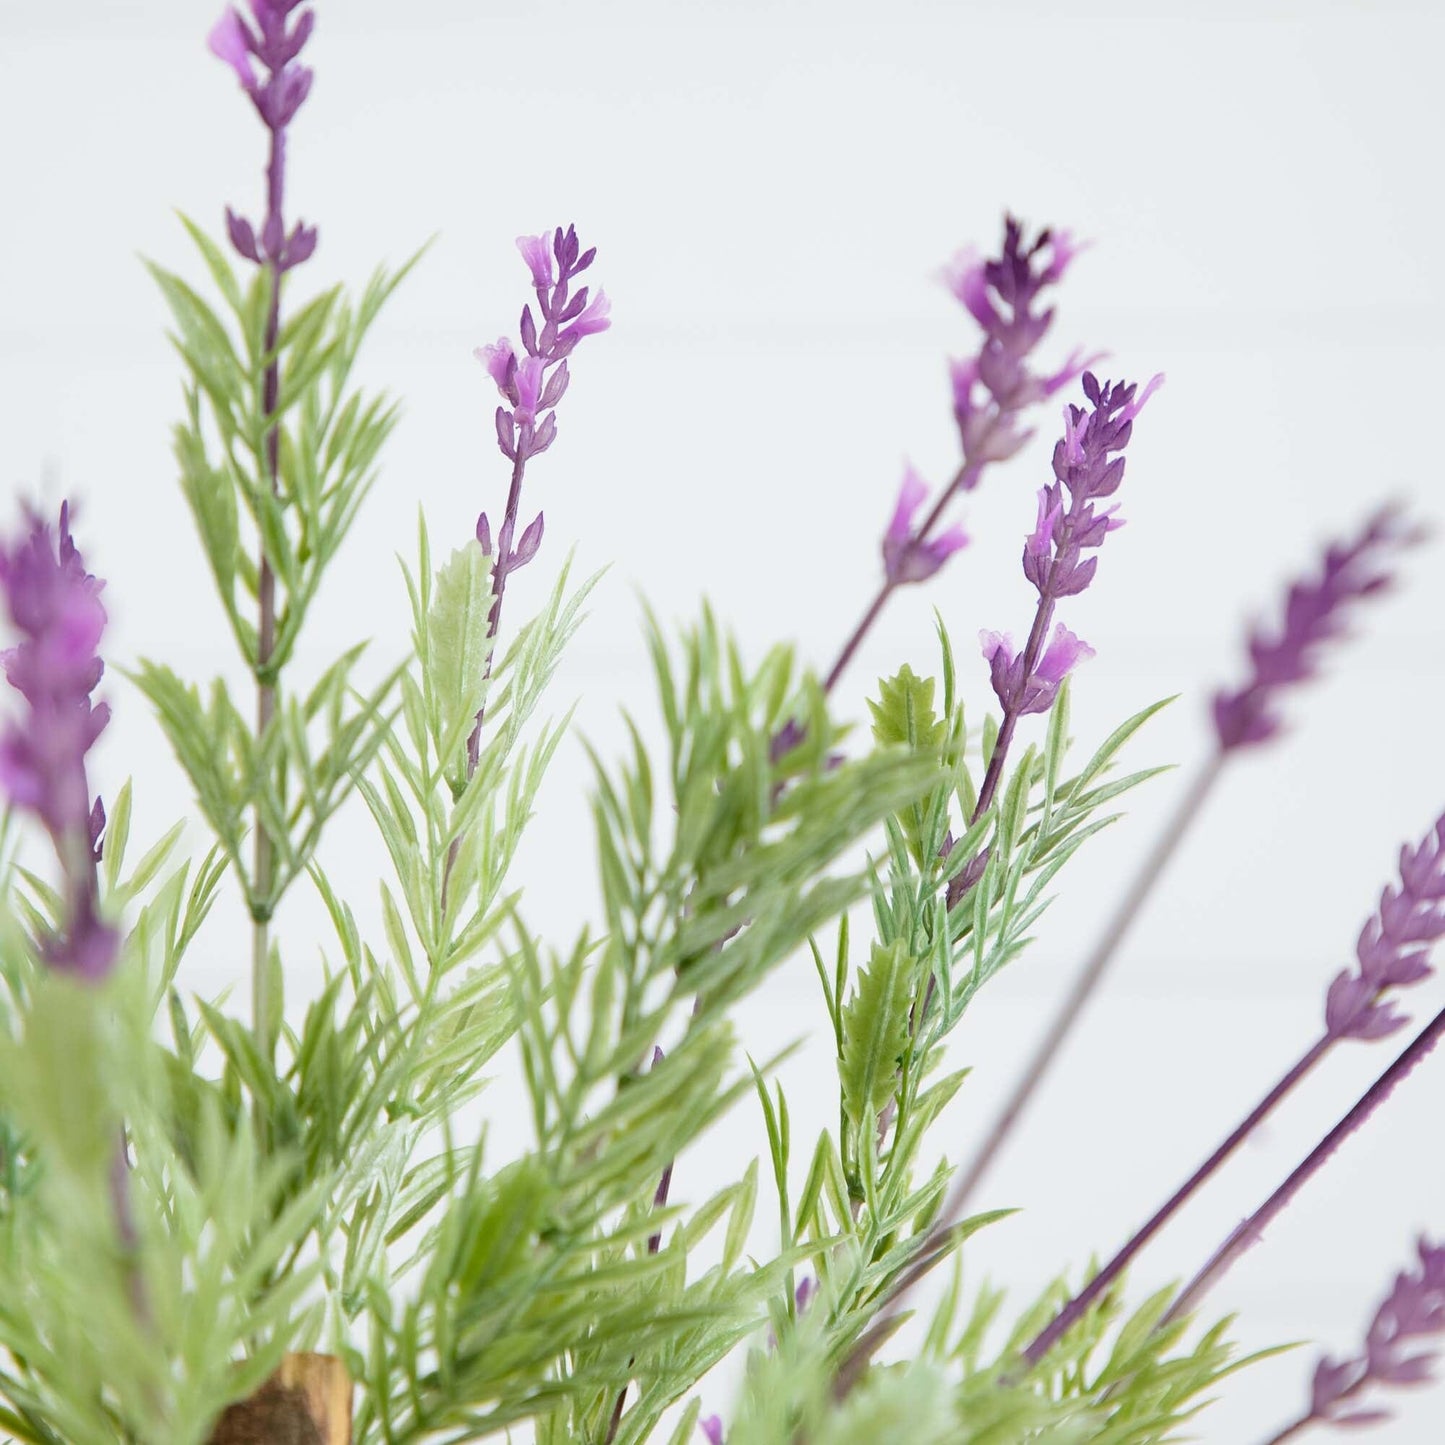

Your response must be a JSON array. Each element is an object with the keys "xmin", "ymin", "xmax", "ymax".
[
  {"xmin": 822, "ymin": 218, "xmax": 1094, "ymax": 695},
  {"xmin": 948, "ymin": 504, "xmax": 1417, "ymax": 1211},
  {"xmin": 466, "ymin": 223, "xmax": 609, "ymax": 777},
  {"xmin": 0, "ymin": 504, "xmax": 116, "ymax": 980},
  {"xmin": 1022, "ymin": 811, "xmax": 1445, "ymax": 1367},
  {"xmin": 833, "ymin": 375, "xmax": 1152, "ymax": 1395},
  {"xmin": 1258, "ymin": 1235, "xmax": 1445, "ymax": 1444},
  {"xmin": 1166, "ymin": 1006, "xmax": 1445, "ymax": 1333},
  {"xmin": 209, "ymin": 0, "xmax": 318, "ymax": 1061},
  {"xmin": 958, "ymin": 371, "xmax": 1156, "ymax": 864}
]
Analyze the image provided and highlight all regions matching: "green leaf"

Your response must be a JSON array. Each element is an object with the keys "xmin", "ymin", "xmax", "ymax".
[
  {"xmin": 428, "ymin": 540, "xmax": 495, "ymax": 780},
  {"xmin": 839, "ymin": 940, "xmax": 913, "ymax": 1130}
]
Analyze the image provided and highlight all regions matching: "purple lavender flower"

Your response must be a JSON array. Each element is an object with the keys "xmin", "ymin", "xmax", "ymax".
[
  {"xmin": 881, "ymin": 466, "xmax": 968, "ymax": 586},
  {"xmin": 978, "ymin": 372, "xmax": 1157, "ymax": 720},
  {"xmin": 479, "ymin": 226, "xmax": 608, "ymax": 471},
  {"xmin": 463, "ymin": 225, "xmax": 608, "ymax": 778},
  {"xmin": 698, "ymin": 1414, "xmax": 725, "ymax": 1445},
  {"xmin": 1213, "ymin": 504, "xmax": 1421, "ymax": 751},
  {"xmin": 0, "ymin": 504, "xmax": 117, "ymax": 981},
  {"xmin": 1295, "ymin": 1238, "xmax": 1445, "ymax": 1434},
  {"xmin": 1323, "ymin": 813, "xmax": 1445, "ymax": 1042},
  {"xmin": 981, "ymin": 623, "xmax": 1094, "ymax": 716},
  {"xmin": 943, "ymin": 219, "xmax": 1102, "ymax": 477},
  {"xmin": 209, "ymin": 0, "xmax": 318, "ymax": 272}
]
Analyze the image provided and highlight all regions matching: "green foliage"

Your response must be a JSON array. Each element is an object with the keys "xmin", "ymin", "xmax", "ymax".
[
  {"xmin": 0, "ymin": 208, "xmax": 1284, "ymax": 1445},
  {"xmin": 138, "ymin": 220, "xmax": 423, "ymax": 928}
]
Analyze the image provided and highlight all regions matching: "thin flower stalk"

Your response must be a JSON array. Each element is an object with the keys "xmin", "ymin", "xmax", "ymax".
[
  {"xmin": 1257, "ymin": 1235, "xmax": 1445, "ymax": 1444},
  {"xmin": 947, "ymin": 503, "xmax": 1417, "ymax": 1213},
  {"xmin": 1167, "ymin": 1005, "xmax": 1445, "ymax": 1332},
  {"xmin": 823, "ymin": 217, "xmax": 1094, "ymax": 695},
  {"xmin": 1022, "ymin": 811, "xmax": 1445, "ymax": 1367},
  {"xmin": 209, "ymin": 0, "xmax": 319, "ymax": 1060},
  {"xmin": 466, "ymin": 223, "xmax": 610, "ymax": 776}
]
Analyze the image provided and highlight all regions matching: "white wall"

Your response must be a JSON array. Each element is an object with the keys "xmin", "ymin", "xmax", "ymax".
[{"xmin": 3, "ymin": 0, "xmax": 1444, "ymax": 1439}]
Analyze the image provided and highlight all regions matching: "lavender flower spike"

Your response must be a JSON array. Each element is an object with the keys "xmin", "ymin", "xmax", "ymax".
[
  {"xmin": 0, "ymin": 503, "xmax": 117, "ymax": 981},
  {"xmin": 209, "ymin": 0, "xmax": 319, "ymax": 273},
  {"xmin": 1268, "ymin": 1238, "xmax": 1445, "ymax": 1442},
  {"xmin": 463, "ymin": 224, "xmax": 608, "ymax": 779},
  {"xmin": 944, "ymin": 219, "xmax": 1102, "ymax": 475},
  {"xmin": 479, "ymin": 223, "xmax": 609, "ymax": 476},
  {"xmin": 1324, "ymin": 812, "xmax": 1445, "ymax": 1042},
  {"xmin": 821, "ymin": 216, "xmax": 1097, "ymax": 697},
  {"xmin": 1213, "ymin": 503, "xmax": 1422, "ymax": 750},
  {"xmin": 882, "ymin": 465, "xmax": 968, "ymax": 586},
  {"xmin": 967, "ymin": 371, "xmax": 1157, "ymax": 823}
]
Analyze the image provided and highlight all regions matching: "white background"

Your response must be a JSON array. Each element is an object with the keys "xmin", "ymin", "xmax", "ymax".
[{"xmin": 3, "ymin": 1, "xmax": 1445, "ymax": 1440}]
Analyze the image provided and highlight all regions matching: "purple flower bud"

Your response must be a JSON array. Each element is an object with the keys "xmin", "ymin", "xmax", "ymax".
[
  {"xmin": 280, "ymin": 220, "xmax": 317, "ymax": 270},
  {"xmin": 262, "ymin": 63, "xmax": 313, "ymax": 129},
  {"xmin": 516, "ymin": 233, "xmax": 556, "ymax": 290},
  {"xmin": 560, "ymin": 289, "xmax": 611, "ymax": 344},
  {"xmin": 529, "ymin": 412, "xmax": 558, "ymax": 455},
  {"xmin": 476, "ymin": 513, "xmax": 492, "ymax": 554},
  {"xmin": 1022, "ymin": 487, "xmax": 1062, "ymax": 589},
  {"xmin": 1041, "ymin": 229, "xmax": 1090, "ymax": 285},
  {"xmin": 885, "ymin": 467, "xmax": 927, "ymax": 550},
  {"xmin": 514, "ymin": 355, "xmax": 545, "ymax": 423},
  {"xmin": 1035, "ymin": 622, "xmax": 1094, "ymax": 686},
  {"xmin": 475, "ymin": 338, "xmax": 516, "ymax": 395},
  {"xmin": 538, "ymin": 359, "xmax": 570, "ymax": 411},
  {"xmin": 698, "ymin": 1414, "xmax": 724, "ymax": 1445},
  {"xmin": 950, "ymin": 356, "xmax": 980, "ymax": 413},
  {"xmin": 208, "ymin": 8, "xmax": 258, "ymax": 89},
  {"xmin": 942, "ymin": 248, "xmax": 1000, "ymax": 330},
  {"xmin": 881, "ymin": 467, "xmax": 969, "ymax": 586},
  {"xmin": 1039, "ymin": 346, "xmax": 1107, "ymax": 399},
  {"xmin": 225, "ymin": 207, "xmax": 261, "ymax": 262},
  {"xmin": 494, "ymin": 406, "xmax": 516, "ymax": 461},
  {"xmin": 511, "ymin": 512, "xmax": 544, "ymax": 569},
  {"xmin": 276, "ymin": 7, "xmax": 314, "ymax": 66},
  {"xmin": 1120, "ymin": 371, "xmax": 1165, "ymax": 423}
]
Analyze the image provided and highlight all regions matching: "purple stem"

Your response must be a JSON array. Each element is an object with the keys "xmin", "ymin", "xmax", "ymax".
[
  {"xmin": 1023, "ymin": 1032, "xmax": 1333, "ymax": 1365},
  {"xmin": 1166, "ymin": 1000, "xmax": 1445, "ymax": 1330},
  {"xmin": 464, "ymin": 448, "xmax": 528, "ymax": 778},
  {"xmin": 439, "ymin": 451, "xmax": 528, "ymax": 917},
  {"xmin": 1258, "ymin": 1411, "xmax": 1328, "ymax": 1445}
]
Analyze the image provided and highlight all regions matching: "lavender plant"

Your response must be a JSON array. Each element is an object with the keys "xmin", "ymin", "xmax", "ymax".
[{"xmin": 0, "ymin": 7, "xmax": 1440, "ymax": 1445}]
